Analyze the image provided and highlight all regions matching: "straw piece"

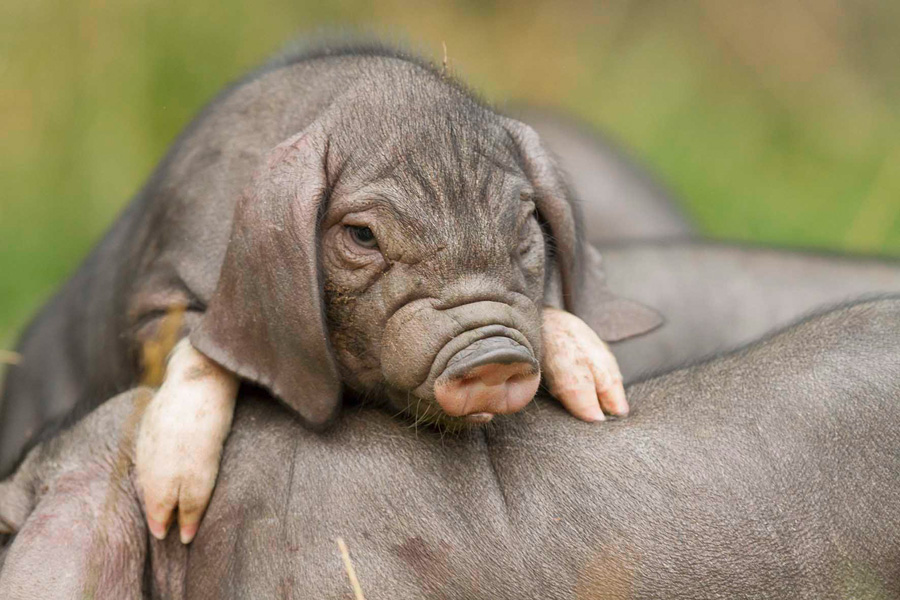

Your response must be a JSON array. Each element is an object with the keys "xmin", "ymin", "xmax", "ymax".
[{"xmin": 336, "ymin": 537, "xmax": 366, "ymax": 600}]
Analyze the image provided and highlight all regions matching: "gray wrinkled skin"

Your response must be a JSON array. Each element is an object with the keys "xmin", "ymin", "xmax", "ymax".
[
  {"xmin": 601, "ymin": 240, "xmax": 900, "ymax": 379},
  {"xmin": 0, "ymin": 44, "xmax": 662, "ymax": 476},
  {"xmin": 2, "ymin": 298, "xmax": 899, "ymax": 598},
  {"xmin": 185, "ymin": 68, "xmax": 561, "ymax": 428}
]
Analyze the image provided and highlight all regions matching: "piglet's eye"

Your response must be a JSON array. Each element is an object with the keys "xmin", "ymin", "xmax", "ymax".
[{"xmin": 346, "ymin": 225, "xmax": 379, "ymax": 250}]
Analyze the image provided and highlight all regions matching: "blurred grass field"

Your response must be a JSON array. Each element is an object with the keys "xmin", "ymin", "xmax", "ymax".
[{"xmin": 2, "ymin": 0, "xmax": 899, "ymax": 345}]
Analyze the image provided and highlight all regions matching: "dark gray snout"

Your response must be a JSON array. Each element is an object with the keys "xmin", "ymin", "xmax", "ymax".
[{"xmin": 442, "ymin": 336, "xmax": 538, "ymax": 380}]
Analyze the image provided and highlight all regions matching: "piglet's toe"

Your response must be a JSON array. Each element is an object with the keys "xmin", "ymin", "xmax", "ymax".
[
  {"xmin": 597, "ymin": 379, "xmax": 629, "ymax": 417},
  {"xmin": 552, "ymin": 377, "xmax": 605, "ymax": 422}
]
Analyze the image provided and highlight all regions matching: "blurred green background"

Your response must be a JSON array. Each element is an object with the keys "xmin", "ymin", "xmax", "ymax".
[{"xmin": 2, "ymin": 0, "xmax": 900, "ymax": 346}]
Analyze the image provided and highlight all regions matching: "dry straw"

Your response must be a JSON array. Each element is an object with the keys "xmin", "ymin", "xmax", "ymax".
[{"xmin": 337, "ymin": 537, "xmax": 367, "ymax": 600}]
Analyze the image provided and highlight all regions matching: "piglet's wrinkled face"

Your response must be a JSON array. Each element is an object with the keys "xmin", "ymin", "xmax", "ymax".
[{"xmin": 319, "ymin": 120, "xmax": 549, "ymax": 428}]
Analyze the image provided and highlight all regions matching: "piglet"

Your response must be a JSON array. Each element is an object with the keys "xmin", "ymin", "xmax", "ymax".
[{"xmin": 1, "ymin": 43, "xmax": 662, "ymax": 545}]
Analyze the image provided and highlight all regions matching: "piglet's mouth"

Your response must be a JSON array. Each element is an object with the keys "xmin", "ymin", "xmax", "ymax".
[{"xmin": 428, "ymin": 333, "xmax": 540, "ymax": 421}]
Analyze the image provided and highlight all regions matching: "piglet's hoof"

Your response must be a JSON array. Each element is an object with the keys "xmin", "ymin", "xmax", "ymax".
[
  {"xmin": 541, "ymin": 307, "xmax": 628, "ymax": 422},
  {"xmin": 135, "ymin": 338, "xmax": 238, "ymax": 545}
]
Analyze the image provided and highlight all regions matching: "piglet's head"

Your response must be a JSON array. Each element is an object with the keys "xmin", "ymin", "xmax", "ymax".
[{"xmin": 192, "ymin": 95, "xmax": 660, "ymax": 429}]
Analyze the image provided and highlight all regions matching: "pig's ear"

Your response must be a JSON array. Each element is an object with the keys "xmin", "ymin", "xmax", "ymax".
[
  {"xmin": 505, "ymin": 119, "xmax": 663, "ymax": 342},
  {"xmin": 0, "ymin": 470, "xmax": 34, "ymax": 535},
  {"xmin": 577, "ymin": 244, "xmax": 663, "ymax": 341},
  {"xmin": 191, "ymin": 124, "xmax": 341, "ymax": 428}
]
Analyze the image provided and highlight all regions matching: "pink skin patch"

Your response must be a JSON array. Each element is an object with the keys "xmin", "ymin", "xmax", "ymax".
[
  {"xmin": 136, "ymin": 338, "xmax": 238, "ymax": 545},
  {"xmin": 541, "ymin": 307, "xmax": 628, "ymax": 422},
  {"xmin": 463, "ymin": 412, "xmax": 496, "ymax": 425}
]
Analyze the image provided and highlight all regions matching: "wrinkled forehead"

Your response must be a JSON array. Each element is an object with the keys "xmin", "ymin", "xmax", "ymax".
[{"xmin": 329, "ymin": 99, "xmax": 532, "ymax": 229}]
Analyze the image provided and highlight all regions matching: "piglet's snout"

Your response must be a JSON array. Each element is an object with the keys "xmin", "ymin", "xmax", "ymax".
[{"xmin": 433, "ymin": 336, "xmax": 540, "ymax": 421}]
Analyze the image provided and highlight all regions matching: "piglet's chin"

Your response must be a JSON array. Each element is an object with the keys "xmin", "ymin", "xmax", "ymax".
[{"xmin": 462, "ymin": 412, "xmax": 496, "ymax": 425}]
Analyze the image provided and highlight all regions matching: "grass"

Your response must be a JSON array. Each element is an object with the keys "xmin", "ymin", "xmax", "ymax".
[{"xmin": 2, "ymin": 0, "xmax": 899, "ymax": 344}]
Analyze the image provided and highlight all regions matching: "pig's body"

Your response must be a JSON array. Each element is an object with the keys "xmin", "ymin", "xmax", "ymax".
[
  {"xmin": 601, "ymin": 241, "xmax": 900, "ymax": 379},
  {"xmin": 2, "ymin": 297, "xmax": 899, "ymax": 598}
]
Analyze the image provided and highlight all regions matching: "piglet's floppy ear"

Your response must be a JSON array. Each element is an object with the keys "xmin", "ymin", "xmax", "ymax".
[
  {"xmin": 505, "ymin": 119, "xmax": 663, "ymax": 342},
  {"xmin": 191, "ymin": 125, "xmax": 341, "ymax": 427}
]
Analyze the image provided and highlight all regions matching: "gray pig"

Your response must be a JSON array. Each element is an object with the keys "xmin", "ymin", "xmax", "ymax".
[
  {"xmin": 0, "ymin": 43, "xmax": 661, "ymax": 543},
  {"xmin": 529, "ymin": 110, "xmax": 900, "ymax": 378},
  {"xmin": 2, "ymin": 296, "xmax": 899, "ymax": 598},
  {"xmin": 522, "ymin": 108, "xmax": 900, "ymax": 379},
  {"xmin": 599, "ymin": 240, "xmax": 900, "ymax": 378}
]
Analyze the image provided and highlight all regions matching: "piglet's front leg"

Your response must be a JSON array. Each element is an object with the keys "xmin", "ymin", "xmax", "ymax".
[
  {"xmin": 136, "ymin": 337, "xmax": 238, "ymax": 544},
  {"xmin": 541, "ymin": 307, "xmax": 628, "ymax": 422}
]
